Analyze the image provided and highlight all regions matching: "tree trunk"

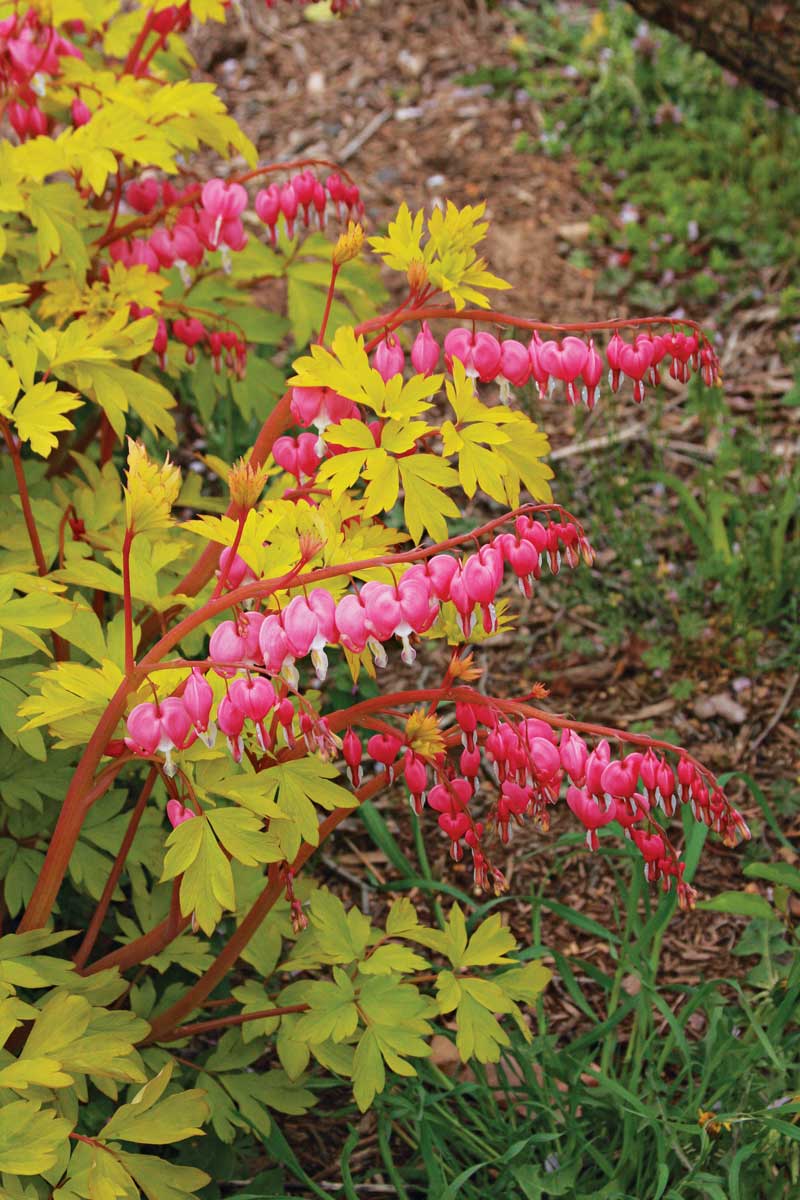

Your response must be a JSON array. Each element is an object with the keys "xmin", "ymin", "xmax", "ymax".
[{"xmin": 625, "ymin": 0, "xmax": 800, "ymax": 109}]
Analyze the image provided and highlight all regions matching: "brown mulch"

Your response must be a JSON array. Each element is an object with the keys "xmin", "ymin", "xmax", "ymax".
[{"xmin": 188, "ymin": 0, "xmax": 799, "ymax": 1190}]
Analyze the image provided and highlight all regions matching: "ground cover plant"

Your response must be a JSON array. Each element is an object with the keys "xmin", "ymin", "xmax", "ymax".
[
  {"xmin": 501, "ymin": 1, "xmax": 800, "ymax": 313},
  {"xmin": 0, "ymin": 1, "xmax": 782, "ymax": 1197}
]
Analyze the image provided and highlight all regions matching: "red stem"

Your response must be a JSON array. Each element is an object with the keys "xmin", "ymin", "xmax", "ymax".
[
  {"xmin": 145, "ymin": 776, "xmax": 388, "ymax": 1043},
  {"xmin": 122, "ymin": 10, "xmax": 154, "ymax": 75},
  {"xmin": 69, "ymin": 1133, "xmax": 116, "ymax": 1156},
  {"xmin": 17, "ymin": 697, "xmax": 138, "ymax": 932},
  {"xmin": 136, "ymin": 29, "xmax": 169, "ymax": 75},
  {"xmin": 85, "ymin": 881, "xmax": 185, "ymax": 975},
  {"xmin": 99, "ymin": 413, "xmax": 116, "ymax": 465},
  {"xmin": 101, "ymin": 166, "xmax": 125, "ymax": 244},
  {"xmin": 317, "ymin": 262, "xmax": 339, "ymax": 344},
  {"xmin": 73, "ymin": 766, "xmax": 158, "ymax": 970},
  {"xmin": 1, "ymin": 418, "xmax": 48, "ymax": 576},
  {"xmin": 235, "ymin": 158, "xmax": 359, "ymax": 189},
  {"xmin": 160, "ymin": 1003, "xmax": 309, "ymax": 1042},
  {"xmin": 354, "ymin": 305, "xmax": 710, "ymax": 345}
]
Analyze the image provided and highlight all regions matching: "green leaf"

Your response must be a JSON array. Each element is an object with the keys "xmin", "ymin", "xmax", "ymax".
[
  {"xmin": 293, "ymin": 968, "xmax": 358, "ymax": 1045},
  {"xmin": 229, "ymin": 980, "xmax": 282, "ymax": 1043},
  {"xmin": 385, "ymin": 897, "xmax": 422, "ymax": 937},
  {"xmin": 161, "ymin": 814, "xmax": 237, "ymax": 935},
  {"xmin": 17, "ymin": 658, "xmax": 125, "ymax": 750},
  {"xmin": 442, "ymin": 904, "xmax": 468, "ymax": 967},
  {"xmin": 224, "ymin": 1068, "xmax": 316, "ymax": 1128},
  {"xmin": 454, "ymin": 991, "xmax": 511, "ymax": 1063},
  {"xmin": 696, "ymin": 891, "xmax": 776, "ymax": 918},
  {"xmin": 115, "ymin": 1150, "xmax": 210, "ymax": 1200},
  {"xmin": 276, "ymin": 1014, "xmax": 312, "ymax": 1081},
  {"xmin": 352, "ymin": 1027, "xmax": 384, "ymax": 1112},
  {"xmin": 434, "ymin": 970, "xmax": 462, "ymax": 1015},
  {"xmin": 0, "ymin": 590, "xmax": 74, "ymax": 656},
  {"xmin": 0, "ymin": 1099, "xmax": 72, "ymax": 1174},
  {"xmin": 99, "ymin": 1062, "xmax": 209, "ymax": 1145},
  {"xmin": 12, "ymin": 993, "xmax": 147, "ymax": 1091},
  {"xmin": 0, "ymin": 929, "xmax": 77, "ymax": 988},
  {"xmin": 359, "ymin": 944, "xmax": 429, "ymax": 975},
  {"xmin": 205, "ymin": 806, "xmax": 283, "ymax": 867},
  {"xmin": 497, "ymin": 961, "xmax": 552, "ymax": 1005},
  {"xmin": 460, "ymin": 913, "xmax": 517, "ymax": 968},
  {"xmin": 743, "ymin": 862, "xmax": 800, "ymax": 893},
  {"xmin": 11, "ymin": 381, "xmax": 82, "ymax": 458},
  {"xmin": 348, "ymin": 974, "xmax": 434, "ymax": 1109},
  {"xmin": 213, "ymin": 757, "xmax": 357, "ymax": 861},
  {"xmin": 398, "ymin": 454, "xmax": 460, "ymax": 544},
  {"xmin": 307, "ymin": 889, "xmax": 372, "ymax": 964}
]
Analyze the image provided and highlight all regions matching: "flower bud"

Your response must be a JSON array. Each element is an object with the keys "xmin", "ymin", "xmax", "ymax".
[
  {"xmin": 228, "ymin": 456, "xmax": 267, "ymax": 509},
  {"xmin": 411, "ymin": 322, "xmax": 440, "ymax": 375},
  {"xmin": 332, "ymin": 220, "xmax": 364, "ymax": 265},
  {"xmin": 71, "ymin": 97, "xmax": 91, "ymax": 126},
  {"xmin": 407, "ymin": 259, "xmax": 428, "ymax": 295}
]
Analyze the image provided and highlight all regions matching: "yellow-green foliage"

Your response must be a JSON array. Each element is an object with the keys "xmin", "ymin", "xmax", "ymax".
[{"xmin": 0, "ymin": 2, "xmax": 556, "ymax": 1195}]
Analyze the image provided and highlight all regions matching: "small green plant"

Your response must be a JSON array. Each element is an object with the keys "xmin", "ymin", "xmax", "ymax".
[
  {"xmin": 344, "ymin": 836, "xmax": 800, "ymax": 1199},
  {"xmin": 699, "ymin": 860, "xmax": 800, "ymax": 991},
  {"xmin": 531, "ymin": 412, "xmax": 799, "ymax": 669},
  {"xmin": 499, "ymin": 1, "xmax": 800, "ymax": 310}
]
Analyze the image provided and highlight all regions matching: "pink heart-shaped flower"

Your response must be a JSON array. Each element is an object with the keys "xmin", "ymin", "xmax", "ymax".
[{"xmin": 166, "ymin": 799, "xmax": 195, "ymax": 828}]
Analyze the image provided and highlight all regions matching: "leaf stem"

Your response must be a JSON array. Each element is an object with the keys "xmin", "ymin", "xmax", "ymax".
[
  {"xmin": 73, "ymin": 766, "xmax": 158, "ymax": 969},
  {"xmin": 85, "ymin": 880, "xmax": 184, "ymax": 975},
  {"xmin": 1, "ymin": 417, "xmax": 48, "ymax": 576},
  {"xmin": 122, "ymin": 9, "xmax": 154, "ymax": 75},
  {"xmin": 317, "ymin": 261, "xmax": 339, "ymax": 344},
  {"xmin": 160, "ymin": 1003, "xmax": 309, "ymax": 1042}
]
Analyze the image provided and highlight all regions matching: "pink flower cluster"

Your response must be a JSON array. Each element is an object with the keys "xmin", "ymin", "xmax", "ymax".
[
  {"xmin": 106, "ymin": 171, "xmax": 361, "ymax": 371},
  {"xmin": 125, "ymin": 670, "xmax": 213, "ymax": 777},
  {"xmin": 342, "ymin": 705, "xmax": 749, "ymax": 908},
  {"xmin": 124, "ymin": 659, "xmax": 343, "ymax": 776},
  {"xmin": 272, "ymin": 433, "xmax": 322, "ymax": 482},
  {"xmin": 210, "ymin": 517, "xmax": 590, "ymax": 679},
  {"xmin": 254, "ymin": 171, "xmax": 363, "ymax": 243},
  {"xmin": 112, "ymin": 178, "xmax": 248, "ymax": 279},
  {"xmin": 371, "ymin": 322, "xmax": 720, "ymax": 408},
  {"xmin": 2, "ymin": 8, "xmax": 82, "ymax": 139},
  {"xmin": 124, "ymin": 665, "xmax": 301, "ymax": 771}
]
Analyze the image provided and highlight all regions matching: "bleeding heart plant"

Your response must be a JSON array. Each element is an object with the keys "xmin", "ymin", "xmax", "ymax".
[{"xmin": 0, "ymin": 1, "xmax": 748, "ymax": 1195}]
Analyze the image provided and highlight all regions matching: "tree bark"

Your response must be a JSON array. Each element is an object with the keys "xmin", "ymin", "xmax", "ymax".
[{"xmin": 626, "ymin": 0, "xmax": 800, "ymax": 109}]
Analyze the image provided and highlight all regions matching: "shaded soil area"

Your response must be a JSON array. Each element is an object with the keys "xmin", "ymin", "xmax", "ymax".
[{"xmin": 191, "ymin": 0, "xmax": 799, "ymax": 1189}]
